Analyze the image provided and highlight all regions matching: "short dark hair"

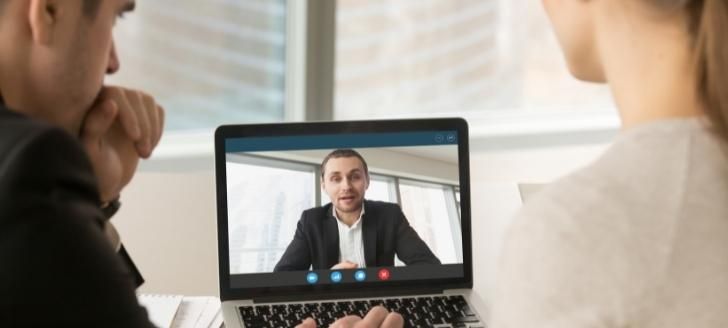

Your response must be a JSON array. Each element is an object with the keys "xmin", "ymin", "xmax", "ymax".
[{"xmin": 320, "ymin": 149, "xmax": 369, "ymax": 179}]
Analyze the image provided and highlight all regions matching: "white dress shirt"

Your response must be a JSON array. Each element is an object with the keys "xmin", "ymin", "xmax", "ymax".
[{"xmin": 333, "ymin": 202, "xmax": 367, "ymax": 268}]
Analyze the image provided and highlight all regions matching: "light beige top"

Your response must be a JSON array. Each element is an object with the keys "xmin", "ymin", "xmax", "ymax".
[{"xmin": 491, "ymin": 118, "xmax": 728, "ymax": 327}]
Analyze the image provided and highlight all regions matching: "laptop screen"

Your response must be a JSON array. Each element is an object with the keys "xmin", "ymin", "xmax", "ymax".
[{"xmin": 215, "ymin": 119, "xmax": 472, "ymax": 300}]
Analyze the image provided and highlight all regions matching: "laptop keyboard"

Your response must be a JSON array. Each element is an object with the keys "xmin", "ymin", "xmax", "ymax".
[{"xmin": 238, "ymin": 295, "xmax": 484, "ymax": 328}]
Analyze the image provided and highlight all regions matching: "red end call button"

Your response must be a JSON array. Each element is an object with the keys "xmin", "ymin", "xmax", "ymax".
[{"xmin": 377, "ymin": 268, "xmax": 390, "ymax": 281}]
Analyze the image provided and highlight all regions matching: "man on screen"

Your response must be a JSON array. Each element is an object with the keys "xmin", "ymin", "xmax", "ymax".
[{"xmin": 274, "ymin": 149, "xmax": 440, "ymax": 272}]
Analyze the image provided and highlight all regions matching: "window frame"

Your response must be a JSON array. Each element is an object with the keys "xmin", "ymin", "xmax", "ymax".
[
  {"xmin": 140, "ymin": 0, "xmax": 618, "ymax": 171},
  {"xmin": 224, "ymin": 153, "xmax": 319, "ymax": 274}
]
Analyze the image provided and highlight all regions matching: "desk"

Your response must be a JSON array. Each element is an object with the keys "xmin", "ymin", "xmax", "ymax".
[{"xmin": 114, "ymin": 173, "xmax": 524, "ymax": 320}]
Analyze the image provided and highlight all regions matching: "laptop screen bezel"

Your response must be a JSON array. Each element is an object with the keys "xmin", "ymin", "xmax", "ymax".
[{"xmin": 215, "ymin": 118, "xmax": 473, "ymax": 301}]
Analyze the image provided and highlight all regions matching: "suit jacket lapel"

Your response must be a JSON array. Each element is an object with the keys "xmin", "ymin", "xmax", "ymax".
[
  {"xmin": 323, "ymin": 208, "xmax": 339, "ymax": 269},
  {"xmin": 362, "ymin": 204, "xmax": 377, "ymax": 267}
]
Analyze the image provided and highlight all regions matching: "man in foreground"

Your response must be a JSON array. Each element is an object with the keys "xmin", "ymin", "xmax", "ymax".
[{"xmin": 0, "ymin": 0, "xmax": 162, "ymax": 326}]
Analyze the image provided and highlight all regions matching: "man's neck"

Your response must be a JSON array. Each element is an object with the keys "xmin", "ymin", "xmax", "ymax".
[{"xmin": 335, "ymin": 208, "xmax": 362, "ymax": 227}]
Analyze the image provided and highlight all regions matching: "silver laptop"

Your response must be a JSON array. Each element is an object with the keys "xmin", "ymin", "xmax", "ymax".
[{"xmin": 214, "ymin": 118, "xmax": 484, "ymax": 327}]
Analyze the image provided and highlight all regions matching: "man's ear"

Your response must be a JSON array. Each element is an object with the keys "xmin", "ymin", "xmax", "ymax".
[{"xmin": 28, "ymin": 0, "xmax": 56, "ymax": 45}]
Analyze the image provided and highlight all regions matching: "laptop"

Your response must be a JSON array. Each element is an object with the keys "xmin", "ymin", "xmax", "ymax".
[{"xmin": 215, "ymin": 118, "xmax": 484, "ymax": 328}]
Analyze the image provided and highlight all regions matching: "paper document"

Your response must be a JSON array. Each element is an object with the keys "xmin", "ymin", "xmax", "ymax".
[
  {"xmin": 139, "ymin": 293, "xmax": 221, "ymax": 328},
  {"xmin": 138, "ymin": 294, "xmax": 183, "ymax": 328},
  {"xmin": 172, "ymin": 296, "xmax": 222, "ymax": 328}
]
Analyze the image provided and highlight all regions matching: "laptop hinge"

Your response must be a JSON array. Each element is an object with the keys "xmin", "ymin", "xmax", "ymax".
[{"xmin": 252, "ymin": 288, "xmax": 443, "ymax": 304}]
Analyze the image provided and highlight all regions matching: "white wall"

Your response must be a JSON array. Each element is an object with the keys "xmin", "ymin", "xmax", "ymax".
[{"xmin": 471, "ymin": 143, "xmax": 607, "ymax": 183}]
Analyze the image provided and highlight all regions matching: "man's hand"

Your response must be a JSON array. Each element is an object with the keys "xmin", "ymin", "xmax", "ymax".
[
  {"xmin": 80, "ymin": 86, "xmax": 164, "ymax": 203},
  {"xmin": 296, "ymin": 306, "xmax": 403, "ymax": 328},
  {"xmin": 331, "ymin": 261, "xmax": 359, "ymax": 270}
]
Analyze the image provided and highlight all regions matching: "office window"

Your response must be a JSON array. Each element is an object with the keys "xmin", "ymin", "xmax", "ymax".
[
  {"xmin": 454, "ymin": 187, "xmax": 461, "ymax": 218},
  {"xmin": 399, "ymin": 180, "xmax": 462, "ymax": 264},
  {"xmin": 334, "ymin": 0, "xmax": 614, "ymax": 120},
  {"xmin": 108, "ymin": 0, "xmax": 287, "ymax": 131},
  {"xmin": 367, "ymin": 176, "xmax": 398, "ymax": 203},
  {"xmin": 226, "ymin": 158, "xmax": 314, "ymax": 274}
]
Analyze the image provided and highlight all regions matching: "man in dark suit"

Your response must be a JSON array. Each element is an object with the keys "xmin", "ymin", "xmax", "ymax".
[
  {"xmin": 275, "ymin": 149, "xmax": 440, "ymax": 272},
  {"xmin": 0, "ymin": 0, "xmax": 163, "ymax": 326}
]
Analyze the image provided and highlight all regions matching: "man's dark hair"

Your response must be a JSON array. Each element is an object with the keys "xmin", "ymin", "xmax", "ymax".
[{"xmin": 320, "ymin": 149, "xmax": 369, "ymax": 179}]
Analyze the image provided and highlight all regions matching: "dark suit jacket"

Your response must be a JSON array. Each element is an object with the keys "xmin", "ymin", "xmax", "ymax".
[
  {"xmin": 0, "ymin": 104, "xmax": 153, "ymax": 327},
  {"xmin": 274, "ymin": 200, "xmax": 441, "ymax": 271}
]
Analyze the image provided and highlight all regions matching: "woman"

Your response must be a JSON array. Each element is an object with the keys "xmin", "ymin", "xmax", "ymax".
[
  {"xmin": 492, "ymin": 0, "xmax": 728, "ymax": 327},
  {"xmin": 299, "ymin": 0, "xmax": 727, "ymax": 327}
]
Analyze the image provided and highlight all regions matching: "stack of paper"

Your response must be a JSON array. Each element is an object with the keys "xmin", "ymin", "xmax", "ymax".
[
  {"xmin": 138, "ymin": 294, "xmax": 222, "ymax": 328},
  {"xmin": 138, "ymin": 294, "xmax": 184, "ymax": 328},
  {"xmin": 172, "ymin": 296, "xmax": 222, "ymax": 328}
]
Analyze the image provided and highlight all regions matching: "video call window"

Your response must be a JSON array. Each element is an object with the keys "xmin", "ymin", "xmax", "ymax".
[{"xmin": 226, "ymin": 149, "xmax": 463, "ymax": 275}]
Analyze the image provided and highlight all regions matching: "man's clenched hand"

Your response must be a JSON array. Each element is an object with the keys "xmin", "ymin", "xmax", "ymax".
[{"xmin": 80, "ymin": 86, "xmax": 164, "ymax": 203}]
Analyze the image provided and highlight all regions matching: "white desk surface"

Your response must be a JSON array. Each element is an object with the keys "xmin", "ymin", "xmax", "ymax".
[{"xmin": 114, "ymin": 166, "xmax": 525, "ymax": 319}]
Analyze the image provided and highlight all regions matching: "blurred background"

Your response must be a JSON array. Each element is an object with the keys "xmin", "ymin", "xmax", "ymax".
[
  {"xmin": 112, "ymin": 0, "xmax": 619, "ymax": 297},
  {"xmin": 107, "ymin": 0, "xmax": 617, "ymax": 166}
]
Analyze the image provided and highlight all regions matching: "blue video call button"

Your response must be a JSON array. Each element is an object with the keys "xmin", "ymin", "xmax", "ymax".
[
  {"xmin": 354, "ymin": 270, "xmax": 366, "ymax": 282},
  {"xmin": 306, "ymin": 272, "xmax": 318, "ymax": 284},
  {"xmin": 330, "ymin": 271, "xmax": 343, "ymax": 283}
]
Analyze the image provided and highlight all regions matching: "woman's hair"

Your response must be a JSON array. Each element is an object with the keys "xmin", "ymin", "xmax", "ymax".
[
  {"xmin": 657, "ymin": 0, "xmax": 728, "ymax": 138},
  {"xmin": 691, "ymin": 0, "xmax": 728, "ymax": 138}
]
